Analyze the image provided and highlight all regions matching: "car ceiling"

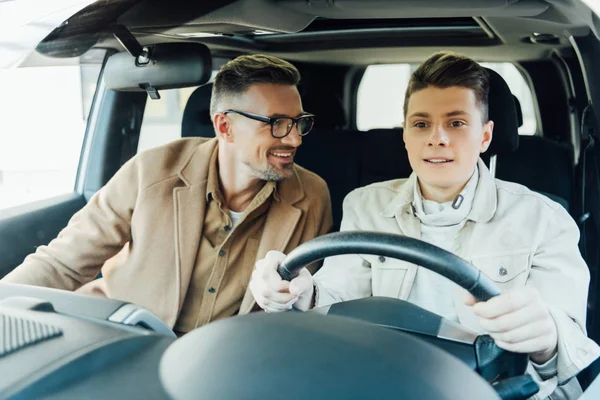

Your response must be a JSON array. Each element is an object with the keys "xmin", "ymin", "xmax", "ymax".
[{"xmin": 32, "ymin": 0, "xmax": 600, "ymax": 65}]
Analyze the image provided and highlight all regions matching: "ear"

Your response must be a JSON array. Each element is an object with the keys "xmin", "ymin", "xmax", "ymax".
[
  {"xmin": 480, "ymin": 120, "xmax": 494, "ymax": 153},
  {"xmin": 213, "ymin": 113, "xmax": 234, "ymax": 143}
]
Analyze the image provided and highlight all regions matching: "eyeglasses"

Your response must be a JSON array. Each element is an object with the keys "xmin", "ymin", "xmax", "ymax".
[{"xmin": 222, "ymin": 109, "xmax": 315, "ymax": 138}]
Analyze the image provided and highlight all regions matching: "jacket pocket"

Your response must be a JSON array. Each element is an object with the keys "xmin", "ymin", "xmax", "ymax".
[
  {"xmin": 470, "ymin": 250, "xmax": 531, "ymax": 291},
  {"xmin": 363, "ymin": 254, "xmax": 410, "ymax": 298}
]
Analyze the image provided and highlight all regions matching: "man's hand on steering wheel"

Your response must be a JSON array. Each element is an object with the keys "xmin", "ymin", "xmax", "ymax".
[
  {"xmin": 464, "ymin": 287, "xmax": 559, "ymax": 364},
  {"xmin": 250, "ymin": 251, "xmax": 314, "ymax": 312}
]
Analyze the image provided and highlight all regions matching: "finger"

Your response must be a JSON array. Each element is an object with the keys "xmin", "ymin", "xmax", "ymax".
[
  {"xmin": 255, "ymin": 259, "xmax": 284, "ymax": 287},
  {"xmin": 262, "ymin": 296, "xmax": 298, "ymax": 312},
  {"xmin": 478, "ymin": 304, "xmax": 547, "ymax": 333},
  {"xmin": 494, "ymin": 335, "xmax": 556, "ymax": 355},
  {"xmin": 264, "ymin": 250, "xmax": 286, "ymax": 265},
  {"xmin": 261, "ymin": 287, "xmax": 296, "ymax": 304},
  {"xmin": 289, "ymin": 268, "xmax": 312, "ymax": 297},
  {"xmin": 297, "ymin": 267, "xmax": 313, "ymax": 280},
  {"xmin": 279, "ymin": 296, "xmax": 300, "ymax": 310},
  {"xmin": 277, "ymin": 280, "xmax": 291, "ymax": 292},
  {"xmin": 253, "ymin": 277, "xmax": 293, "ymax": 302},
  {"xmin": 254, "ymin": 258, "xmax": 280, "ymax": 275},
  {"xmin": 472, "ymin": 289, "xmax": 534, "ymax": 319},
  {"xmin": 253, "ymin": 260, "xmax": 277, "ymax": 282},
  {"xmin": 486, "ymin": 320, "xmax": 552, "ymax": 344},
  {"xmin": 250, "ymin": 268, "xmax": 292, "ymax": 309},
  {"xmin": 463, "ymin": 293, "xmax": 477, "ymax": 306}
]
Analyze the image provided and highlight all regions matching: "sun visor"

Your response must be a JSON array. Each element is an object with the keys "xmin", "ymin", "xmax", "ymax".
[{"xmin": 104, "ymin": 42, "xmax": 212, "ymax": 98}]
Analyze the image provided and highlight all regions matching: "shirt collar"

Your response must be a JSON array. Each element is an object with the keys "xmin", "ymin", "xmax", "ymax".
[
  {"xmin": 381, "ymin": 158, "xmax": 497, "ymax": 223},
  {"xmin": 205, "ymin": 145, "xmax": 221, "ymax": 202},
  {"xmin": 411, "ymin": 165, "xmax": 479, "ymax": 226},
  {"xmin": 205, "ymin": 148, "xmax": 279, "ymax": 204}
]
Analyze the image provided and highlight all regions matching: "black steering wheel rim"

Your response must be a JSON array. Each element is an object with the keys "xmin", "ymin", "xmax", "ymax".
[{"xmin": 278, "ymin": 231, "xmax": 501, "ymax": 302}]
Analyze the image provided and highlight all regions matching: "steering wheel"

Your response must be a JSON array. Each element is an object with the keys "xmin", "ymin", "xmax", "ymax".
[
  {"xmin": 160, "ymin": 231, "xmax": 539, "ymax": 400},
  {"xmin": 277, "ymin": 231, "xmax": 500, "ymax": 302}
]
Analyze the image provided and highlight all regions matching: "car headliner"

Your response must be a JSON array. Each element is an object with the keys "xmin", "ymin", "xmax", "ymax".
[{"xmin": 18, "ymin": 0, "xmax": 600, "ymax": 68}]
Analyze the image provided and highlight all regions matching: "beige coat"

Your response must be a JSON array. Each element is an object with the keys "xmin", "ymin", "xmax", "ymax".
[
  {"xmin": 314, "ymin": 159, "xmax": 599, "ymax": 399},
  {"xmin": 3, "ymin": 138, "xmax": 332, "ymax": 327}
]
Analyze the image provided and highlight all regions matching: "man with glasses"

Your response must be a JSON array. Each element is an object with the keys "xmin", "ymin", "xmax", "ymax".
[{"xmin": 4, "ymin": 54, "xmax": 332, "ymax": 335}]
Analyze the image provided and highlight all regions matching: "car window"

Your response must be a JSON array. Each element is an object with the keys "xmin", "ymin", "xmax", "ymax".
[
  {"xmin": 357, "ymin": 62, "xmax": 537, "ymax": 135},
  {"xmin": 138, "ymin": 86, "xmax": 198, "ymax": 152},
  {"xmin": 138, "ymin": 71, "xmax": 218, "ymax": 152},
  {"xmin": 0, "ymin": 49, "xmax": 105, "ymax": 211},
  {"xmin": 480, "ymin": 63, "xmax": 537, "ymax": 136}
]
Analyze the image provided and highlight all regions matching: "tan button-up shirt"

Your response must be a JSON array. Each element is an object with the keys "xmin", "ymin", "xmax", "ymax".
[{"xmin": 174, "ymin": 150, "xmax": 276, "ymax": 333}]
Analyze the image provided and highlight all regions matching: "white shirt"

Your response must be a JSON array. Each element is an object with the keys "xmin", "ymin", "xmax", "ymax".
[
  {"xmin": 228, "ymin": 210, "xmax": 244, "ymax": 228},
  {"xmin": 406, "ymin": 167, "xmax": 479, "ymax": 322}
]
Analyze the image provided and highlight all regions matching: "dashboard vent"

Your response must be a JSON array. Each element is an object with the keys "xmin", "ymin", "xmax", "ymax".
[{"xmin": 0, "ymin": 313, "xmax": 63, "ymax": 357}]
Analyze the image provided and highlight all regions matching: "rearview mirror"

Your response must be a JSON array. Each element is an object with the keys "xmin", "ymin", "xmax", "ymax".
[{"xmin": 104, "ymin": 42, "xmax": 212, "ymax": 98}]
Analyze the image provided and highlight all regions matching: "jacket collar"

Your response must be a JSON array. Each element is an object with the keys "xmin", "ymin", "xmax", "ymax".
[
  {"xmin": 276, "ymin": 166, "xmax": 305, "ymax": 205},
  {"xmin": 177, "ymin": 137, "xmax": 304, "ymax": 205},
  {"xmin": 178, "ymin": 138, "xmax": 217, "ymax": 187},
  {"xmin": 381, "ymin": 158, "xmax": 497, "ymax": 223}
]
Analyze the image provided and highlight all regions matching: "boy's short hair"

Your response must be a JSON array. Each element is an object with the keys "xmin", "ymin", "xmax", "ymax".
[{"xmin": 404, "ymin": 51, "xmax": 490, "ymax": 122}]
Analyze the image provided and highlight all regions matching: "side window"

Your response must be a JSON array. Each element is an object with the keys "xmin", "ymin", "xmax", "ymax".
[
  {"xmin": 481, "ymin": 63, "xmax": 537, "ymax": 135},
  {"xmin": 138, "ymin": 86, "xmax": 198, "ymax": 152},
  {"xmin": 357, "ymin": 62, "xmax": 537, "ymax": 135},
  {"xmin": 0, "ymin": 49, "xmax": 105, "ymax": 211},
  {"xmin": 138, "ymin": 71, "xmax": 218, "ymax": 152},
  {"xmin": 357, "ymin": 64, "xmax": 412, "ymax": 131}
]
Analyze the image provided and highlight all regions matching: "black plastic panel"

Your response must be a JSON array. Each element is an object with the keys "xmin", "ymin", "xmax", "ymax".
[
  {"xmin": 326, "ymin": 297, "xmax": 477, "ymax": 371},
  {"xmin": 160, "ymin": 312, "xmax": 500, "ymax": 400},
  {"xmin": 0, "ymin": 283, "xmax": 126, "ymax": 322},
  {"xmin": 328, "ymin": 297, "xmax": 443, "ymax": 337},
  {"xmin": 0, "ymin": 194, "xmax": 86, "ymax": 278}
]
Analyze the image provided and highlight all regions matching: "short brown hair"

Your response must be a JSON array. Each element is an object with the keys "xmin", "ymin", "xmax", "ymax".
[
  {"xmin": 403, "ymin": 52, "xmax": 490, "ymax": 122},
  {"xmin": 210, "ymin": 54, "xmax": 301, "ymax": 116}
]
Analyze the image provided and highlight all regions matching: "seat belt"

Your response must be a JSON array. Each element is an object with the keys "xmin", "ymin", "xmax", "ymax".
[
  {"xmin": 119, "ymin": 102, "xmax": 143, "ymax": 167},
  {"xmin": 578, "ymin": 104, "xmax": 600, "ymax": 337},
  {"xmin": 577, "ymin": 103, "xmax": 600, "ymax": 389},
  {"xmin": 579, "ymin": 105, "xmax": 594, "ymax": 255}
]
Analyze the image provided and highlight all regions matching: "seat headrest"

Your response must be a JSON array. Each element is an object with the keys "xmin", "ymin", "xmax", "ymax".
[
  {"xmin": 182, "ymin": 83, "xmax": 215, "ymax": 138},
  {"xmin": 302, "ymin": 91, "xmax": 347, "ymax": 130},
  {"xmin": 512, "ymin": 94, "xmax": 523, "ymax": 128},
  {"xmin": 486, "ymin": 68, "xmax": 519, "ymax": 155}
]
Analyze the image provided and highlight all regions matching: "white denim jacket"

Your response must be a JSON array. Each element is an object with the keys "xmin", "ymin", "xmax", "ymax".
[{"xmin": 314, "ymin": 159, "xmax": 600, "ymax": 399}]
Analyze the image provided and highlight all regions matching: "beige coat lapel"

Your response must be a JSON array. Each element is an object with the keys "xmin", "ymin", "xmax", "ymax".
[
  {"xmin": 238, "ymin": 170, "xmax": 305, "ymax": 315},
  {"xmin": 173, "ymin": 139, "xmax": 218, "ymax": 319}
]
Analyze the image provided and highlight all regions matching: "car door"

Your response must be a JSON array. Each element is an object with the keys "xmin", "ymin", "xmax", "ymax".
[{"xmin": 0, "ymin": 48, "xmax": 147, "ymax": 278}]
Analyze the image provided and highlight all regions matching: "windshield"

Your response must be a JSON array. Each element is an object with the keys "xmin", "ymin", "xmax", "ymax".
[{"xmin": 0, "ymin": 0, "xmax": 96, "ymax": 69}]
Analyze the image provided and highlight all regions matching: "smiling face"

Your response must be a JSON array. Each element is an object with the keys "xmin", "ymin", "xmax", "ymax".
[
  {"xmin": 214, "ymin": 82, "xmax": 305, "ymax": 181},
  {"xmin": 403, "ymin": 86, "xmax": 493, "ymax": 201}
]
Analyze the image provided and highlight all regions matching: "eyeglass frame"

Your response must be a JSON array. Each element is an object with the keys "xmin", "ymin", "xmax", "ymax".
[{"xmin": 221, "ymin": 109, "xmax": 315, "ymax": 138}]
